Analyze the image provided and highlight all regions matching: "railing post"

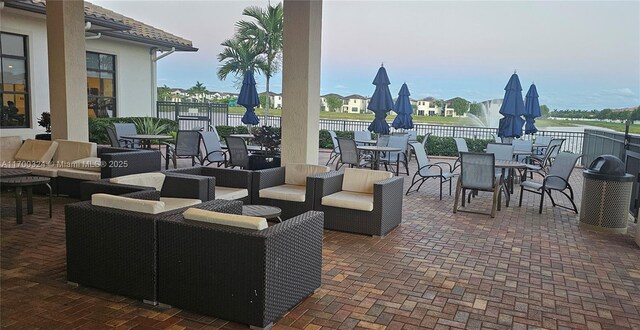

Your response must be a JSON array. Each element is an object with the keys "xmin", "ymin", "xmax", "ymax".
[{"xmin": 174, "ymin": 102, "xmax": 180, "ymax": 122}]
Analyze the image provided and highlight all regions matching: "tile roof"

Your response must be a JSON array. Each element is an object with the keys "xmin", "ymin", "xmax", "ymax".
[{"xmin": 5, "ymin": 0, "xmax": 197, "ymax": 51}]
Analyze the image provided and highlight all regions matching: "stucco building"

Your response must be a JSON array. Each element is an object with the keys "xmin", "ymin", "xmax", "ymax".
[{"xmin": 0, "ymin": 0, "xmax": 196, "ymax": 138}]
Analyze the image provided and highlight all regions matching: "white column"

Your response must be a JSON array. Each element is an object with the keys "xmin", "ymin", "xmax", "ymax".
[
  {"xmin": 281, "ymin": 0, "xmax": 323, "ymax": 165},
  {"xmin": 46, "ymin": 0, "xmax": 89, "ymax": 141}
]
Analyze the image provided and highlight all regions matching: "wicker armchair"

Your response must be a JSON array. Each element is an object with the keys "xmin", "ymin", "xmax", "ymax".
[
  {"xmin": 313, "ymin": 168, "xmax": 404, "ymax": 236},
  {"xmin": 167, "ymin": 166, "xmax": 252, "ymax": 204},
  {"xmin": 65, "ymin": 190, "xmax": 238, "ymax": 304},
  {"xmin": 157, "ymin": 209, "xmax": 323, "ymax": 329},
  {"xmin": 252, "ymin": 164, "xmax": 330, "ymax": 220}
]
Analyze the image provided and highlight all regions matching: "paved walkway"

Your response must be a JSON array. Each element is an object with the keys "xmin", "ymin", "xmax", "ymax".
[{"xmin": 1, "ymin": 151, "xmax": 639, "ymax": 329}]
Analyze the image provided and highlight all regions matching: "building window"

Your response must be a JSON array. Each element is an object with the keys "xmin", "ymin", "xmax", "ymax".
[
  {"xmin": 86, "ymin": 52, "xmax": 116, "ymax": 118},
  {"xmin": 1, "ymin": 32, "xmax": 29, "ymax": 128}
]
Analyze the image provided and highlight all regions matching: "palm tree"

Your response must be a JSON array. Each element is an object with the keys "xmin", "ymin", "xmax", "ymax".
[
  {"xmin": 188, "ymin": 81, "xmax": 208, "ymax": 102},
  {"xmin": 157, "ymin": 85, "xmax": 171, "ymax": 101},
  {"xmin": 235, "ymin": 3, "xmax": 283, "ymax": 122},
  {"xmin": 217, "ymin": 38, "xmax": 267, "ymax": 87}
]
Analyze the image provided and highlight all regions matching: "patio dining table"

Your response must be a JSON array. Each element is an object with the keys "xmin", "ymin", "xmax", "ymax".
[
  {"xmin": 357, "ymin": 145, "xmax": 402, "ymax": 171},
  {"xmin": 121, "ymin": 134, "xmax": 172, "ymax": 150},
  {"xmin": 495, "ymin": 159, "xmax": 527, "ymax": 207}
]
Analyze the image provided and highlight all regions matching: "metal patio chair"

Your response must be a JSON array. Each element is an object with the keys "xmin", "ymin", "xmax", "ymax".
[
  {"xmin": 406, "ymin": 142, "xmax": 454, "ymax": 199},
  {"xmin": 519, "ymin": 152, "xmax": 581, "ymax": 214},
  {"xmin": 106, "ymin": 126, "xmax": 131, "ymax": 148},
  {"xmin": 453, "ymin": 137, "xmax": 469, "ymax": 170},
  {"xmin": 335, "ymin": 137, "xmax": 370, "ymax": 170},
  {"xmin": 164, "ymin": 130, "xmax": 201, "ymax": 170},
  {"xmin": 380, "ymin": 134, "xmax": 410, "ymax": 175},
  {"xmin": 113, "ymin": 123, "xmax": 139, "ymax": 148},
  {"xmin": 199, "ymin": 131, "xmax": 226, "ymax": 167},
  {"xmin": 453, "ymin": 152, "xmax": 502, "ymax": 218},
  {"xmin": 326, "ymin": 130, "xmax": 340, "ymax": 166},
  {"xmin": 224, "ymin": 136, "xmax": 250, "ymax": 169},
  {"xmin": 525, "ymin": 138, "xmax": 565, "ymax": 176}
]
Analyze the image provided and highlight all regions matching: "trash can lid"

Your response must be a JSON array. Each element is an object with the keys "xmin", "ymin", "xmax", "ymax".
[{"xmin": 586, "ymin": 155, "xmax": 626, "ymax": 177}]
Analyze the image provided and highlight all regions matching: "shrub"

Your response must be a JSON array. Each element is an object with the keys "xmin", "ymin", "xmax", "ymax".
[{"xmin": 319, "ymin": 129, "xmax": 354, "ymax": 149}]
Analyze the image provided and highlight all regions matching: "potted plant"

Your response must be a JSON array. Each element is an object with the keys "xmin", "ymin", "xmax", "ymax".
[
  {"xmin": 249, "ymin": 126, "xmax": 281, "ymax": 170},
  {"xmin": 35, "ymin": 112, "xmax": 52, "ymax": 140}
]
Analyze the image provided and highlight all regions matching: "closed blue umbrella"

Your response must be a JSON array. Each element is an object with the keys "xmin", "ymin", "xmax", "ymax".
[
  {"xmin": 497, "ymin": 73, "xmax": 526, "ymax": 139},
  {"xmin": 367, "ymin": 65, "xmax": 394, "ymax": 134},
  {"xmin": 391, "ymin": 83, "xmax": 414, "ymax": 130},
  {"xmin": 237, "ymin": 69, "xmax": 260, "ymax": 125},
  {"xmin": 524, "ymin": 83, "xmax": 541, "ymax": 134}
]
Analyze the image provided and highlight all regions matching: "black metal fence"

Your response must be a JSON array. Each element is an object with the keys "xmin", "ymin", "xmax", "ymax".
[
  {"xmin": 582, "ymin": 128, "xmax": 640, "ymax": 219},
  {"xmin": 186, "ymin": 109, "xmax": 585, "ymax": 154},
  {"xmin": 157, "ymin": 102, "xmax": 229, "ymax": 131}
]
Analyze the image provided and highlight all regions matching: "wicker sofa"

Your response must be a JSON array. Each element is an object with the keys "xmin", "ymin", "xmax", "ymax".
[
  {"xmin": 166, "ymin": 166, "xmax": 252, "ymax": 204},
  {"xmin": 157, "ymin": 207, "xmax": 324, "ymax": 329},
  {"xmin": 0, "ymin": 136, "xmax": 161, "ymax": 197},
  {"xmin": 251, "ymin": 164, "xmax": 330, "ymax": 220},
  {"xmin": 65, "ymin": 190, "xmax": 238, "ymax": 304},
  {"xmin": 313, "ymin": 168, "xmax": 404, "ymax": 236},
  {"xmin": 79, "ymin": 172, "xmax": 215, "ymax": 209}
]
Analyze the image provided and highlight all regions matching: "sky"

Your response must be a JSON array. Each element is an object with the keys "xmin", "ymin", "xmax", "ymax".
[{"xmin": 91, "ymin": 0, "xmax": 640, "ymax": 110}]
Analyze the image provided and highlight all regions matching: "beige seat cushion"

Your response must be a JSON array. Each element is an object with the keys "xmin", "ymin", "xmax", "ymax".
[
  {"xmin": 68, "ymin": 157, "xmax": 102, "ymax": 172},
  {"xmin": 160, "ymin": 197, "xmax": 202, "ymax": 211},
  {"xmin": 0, "ymin": 136, "xmax": 23, "ymax": 162},
  {"xmin": 183, "ymin": 208, "xmax": 267, "ymax": 230},
  {"xmin": 322, "ymin": 190, "xmax": 374, "ymax": 211},
  {"xmin": 215, "ymin": 186, "xmax": 249, "ymax": 200},
  {"xmin": 57, "ymin": 168, "xmax": 101, "ymax": 181},
  {"xmin": 284, "ymin": 163, "xmax": 330, "ymax": 186},
  {"xmin": 29, "ymin": 165, "xmax": 59, "ymax": 177},
  {"xmin": 342, "ymin": 168, "xmax": 393, "ymax": 194},
  {"xmin": 110, "ymin": 172, "xmax": 165, "ymax": 190},
  {"xmin": 91, "ymin": 193, "xmax": 165, "ymax": 214},
  {"xmin": 259, "ymin": 184, "xmax": 306, "ymax": 202},
  {"xmin": 53, "ymin": 140, "xmax": 97, "ymax": 162},
  {"xmin": 14, "ymin": 139, "xmax": 58, "ymax": 163}
]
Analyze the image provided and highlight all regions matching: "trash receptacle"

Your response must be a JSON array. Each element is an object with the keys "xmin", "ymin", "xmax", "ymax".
[{"xmin": 580, "ymin": 155, "xmax": 635, "ymax": 233}]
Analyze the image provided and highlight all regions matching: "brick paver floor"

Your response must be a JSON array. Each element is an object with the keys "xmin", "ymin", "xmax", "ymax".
[{"xmin": 2, "ymin": 150, "xmax": 639, "ymax": 329}]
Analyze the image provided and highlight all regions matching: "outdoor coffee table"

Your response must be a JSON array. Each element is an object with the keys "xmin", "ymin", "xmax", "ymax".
[
  {"xmin": 0, "ymin": 168, "xmax": 32, "ymax": 178},
  {"xmin": 0, "ymin": 176, "xmax": 52, "ymax": 224},
  {"xmin": 242, "ymin": 205, "xmax": 282, "ymax": 222}
]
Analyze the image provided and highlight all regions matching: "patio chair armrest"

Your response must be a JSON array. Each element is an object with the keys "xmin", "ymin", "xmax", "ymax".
[
  {"xmin": 202, "ymin": 150, "xmax": 227, "ymax": 164},
  {"xmin": 373, "ymin": 176, "xmax": 404, "ymax": 206},
  {"xmin": 254, "ymin": 166, "xmax": 286, "ymax": 189},
  {"xmin": 431, "ymin": 161, "xmax": 453, "ymax": 171},
  {"xmin": 188, "ymin": 199, "xmax": 243, "ymax": 215},
  {"xmin": 80, "ymin": 180, "xmax": 154, "ymax": 201},
  {"xmin": 197, "ymin": 167, "xmax": 252, "ymax": 190},
  {"xmin": 312, "ymin": 171, "xmax": 344, "ymax": 203},
  {"xmin": 542, "ymin": 174, "xmax": 570, "ymax": 190},
  {"xmin": 162, "ymin": 173, "xmax": 216, "ymax": 201}
]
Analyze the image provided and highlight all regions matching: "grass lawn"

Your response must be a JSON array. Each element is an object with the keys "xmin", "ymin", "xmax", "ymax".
[
  {"xmin": 229, "ymin": 107, "xmax": 637, "ymax": 133},
  {"xmin": 536, "ymin": 118, "xmax": 638, "ymax": 134}
]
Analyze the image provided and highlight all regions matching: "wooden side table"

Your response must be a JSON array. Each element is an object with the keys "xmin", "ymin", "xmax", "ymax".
[{"xmin": 0, "ymin": 176, "xmax": 52, "ymax": 224}]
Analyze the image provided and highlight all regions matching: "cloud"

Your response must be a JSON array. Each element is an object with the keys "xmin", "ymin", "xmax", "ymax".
[{"xmin": 597, "ymin": 88, "xmax": 637, "ymax": 99}]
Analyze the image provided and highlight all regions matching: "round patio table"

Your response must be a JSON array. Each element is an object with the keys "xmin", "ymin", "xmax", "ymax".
[
  {"xmin": 121, "ymin": 134, "xmax": 172, "ymax": 149},
  {"xmin": 0, "ymin": 176, "xmax": 52, "ymax": 224},
  {"xmin": 357, "ymin": 146, "xmax": 402, "ymax": 170},
  {"xmin": 242, "ymin": 205, "xmax": 282, "ymax": 222},
  {"xmin": 0, "ymin": 168, "xmax": 32, "ymax": 178},
  {"xmin": 495, "ymin": 160, "xmax": 527, "ymax": 207}
]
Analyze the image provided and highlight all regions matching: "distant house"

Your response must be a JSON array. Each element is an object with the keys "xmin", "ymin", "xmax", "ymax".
[
  {"xmin": 1, "ymin": 0, "xmax": 196, "ymax": 138},
  {"xmin": 169, "ymin": 88, "xmax": 189, "ymax": 102},
  {"xmin": 260, "ymin": 92, "xmax": 283, "ymax": 109},
  {"xmin": 416, "ymin": 97, "xmax": 439, "ymax": 116},
  {"xmin": 320, "ymin": 93, "xmax": 343, "ymax": 111},
  {"xmin": 342, "ymin": 94, "xmax": 369, "ymax": 113}
]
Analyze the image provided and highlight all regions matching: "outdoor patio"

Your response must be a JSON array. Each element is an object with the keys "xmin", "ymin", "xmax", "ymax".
[{"xmin": 1, "ymin": 151, "xmax": 639, "ymax": 329}]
